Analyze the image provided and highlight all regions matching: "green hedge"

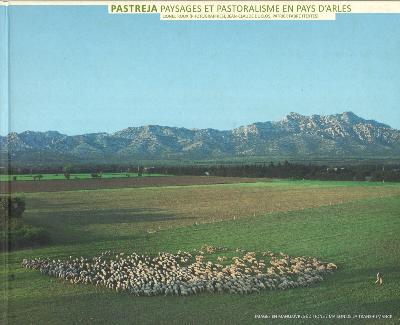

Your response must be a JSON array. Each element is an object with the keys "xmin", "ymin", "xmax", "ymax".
[{"xmin": 1, "ymin": 222, "xmax": 50, "ymax": 250}]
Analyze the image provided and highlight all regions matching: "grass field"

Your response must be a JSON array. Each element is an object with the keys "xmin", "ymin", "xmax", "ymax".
[
  {"xmin": 1, "ymin": 180, "xmax": 400, "ymax": 324},
  {"xmin": 0, "ymin": 172, "xmax": 167, "ymax": 182}
]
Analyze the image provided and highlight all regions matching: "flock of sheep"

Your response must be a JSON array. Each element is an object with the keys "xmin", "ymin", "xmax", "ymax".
[{"xmin": 22, "ymin": 245, "xmax": 337, "ymax": 297}]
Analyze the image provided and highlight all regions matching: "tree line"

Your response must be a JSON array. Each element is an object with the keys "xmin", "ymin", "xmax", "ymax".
[{"xmin": 146, "ymin": 161, "xmax": 400, "ymax": 182}]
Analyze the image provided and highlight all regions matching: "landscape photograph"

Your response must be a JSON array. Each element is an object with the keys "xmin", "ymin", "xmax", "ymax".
[{"xmin": 1, "ymin": 2, "xmax": 400, "ymax": 324}]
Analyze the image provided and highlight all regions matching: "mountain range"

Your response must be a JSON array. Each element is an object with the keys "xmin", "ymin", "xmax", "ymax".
[{"xmin": 1, "ymin": 112, "xmax": 400, "ymax": 165}]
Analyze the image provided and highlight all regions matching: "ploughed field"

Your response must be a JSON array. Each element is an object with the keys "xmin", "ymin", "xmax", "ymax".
[
  {"xmin": 1, "ymin": 179, "xmax": 400, "ymax": 324},
  {"xmin": 3, "ymin": 175, "xmax": 265, "ymax": 193}
]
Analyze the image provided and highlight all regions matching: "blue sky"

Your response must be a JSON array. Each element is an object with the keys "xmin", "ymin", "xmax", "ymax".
[{"xmin": 1, "ymin": 6, "xmax": 400, "ymax": 135}]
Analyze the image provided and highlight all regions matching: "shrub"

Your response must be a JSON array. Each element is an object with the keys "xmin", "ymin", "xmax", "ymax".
[
  {"xmin": 14, "ymin": 225, "xmax": 49, "ymax": 244},
  {"xmin": 1, "ymin": 224, "xmax": 49, "ymax": 250},
  {"xmin": 0, "ymin": 196, "xmax": 25, "ymax": 220},
  {"xmin": 0, "ymin": 196, "xmax": 50, "ymax": 250}
]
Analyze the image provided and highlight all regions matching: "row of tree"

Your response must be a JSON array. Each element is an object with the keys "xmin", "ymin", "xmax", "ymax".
[{"xmin": 147, "ymin": 162, "xmax": 400, "ymax": 182}]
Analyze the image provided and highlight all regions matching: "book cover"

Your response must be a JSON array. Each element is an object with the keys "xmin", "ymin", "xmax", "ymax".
[{"xmin": 1, "ymin": 1, "xmax": 399, "ymax": 324}]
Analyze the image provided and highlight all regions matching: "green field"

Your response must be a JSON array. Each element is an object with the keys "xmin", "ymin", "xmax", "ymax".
[
  {"xmin": 0, "ymin": 172, "xmax": 167, "ymax": 181},
  {"xmin": 1, "ymin": 180, "xmax": 400, "ymax": 324}
]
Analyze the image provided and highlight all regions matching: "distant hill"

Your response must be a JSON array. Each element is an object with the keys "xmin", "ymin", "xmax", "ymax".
[{"xmin": 1, "ymin": 112, "xmax": 400, "ymax": 165}]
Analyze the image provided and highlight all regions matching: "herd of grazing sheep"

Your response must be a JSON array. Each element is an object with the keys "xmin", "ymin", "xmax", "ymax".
[{"xmin": 21, "ymin": 245, "xmax": 337, "ymax": 297}]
